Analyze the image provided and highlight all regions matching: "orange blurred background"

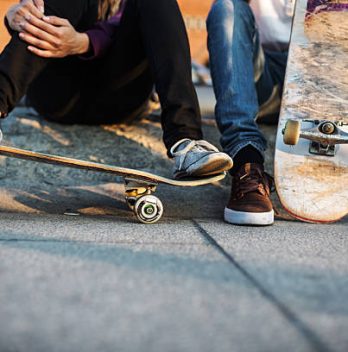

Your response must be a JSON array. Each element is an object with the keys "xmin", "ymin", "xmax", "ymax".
[
  {"xmin": 0, "ymin": 0, "xmax": 15, "ymax": 50},
  {"xmin": 0, "ymin": 0, "xmax": 213, "ymax": 64},
  {"xmin": 177, "ymin": 0, "xmax": 213, "ymax": 64}
]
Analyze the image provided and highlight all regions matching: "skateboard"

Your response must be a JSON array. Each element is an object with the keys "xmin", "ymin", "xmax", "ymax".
[
  {"xmin": 275, "ymin": 0, "xmax": 348, "ymax": 223},
  {"xmin": 0, "ymin": 144, "xmax": 226, "ymax": 224}
]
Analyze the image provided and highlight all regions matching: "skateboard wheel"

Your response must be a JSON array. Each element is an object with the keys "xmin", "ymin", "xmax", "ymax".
[
  {"xmin": 134, "ymin": 195, "xmax": 163, "ymax": 224},
  {"xmin": 283, "ymin": 119, "xmax": 301, "ymax": 145}
]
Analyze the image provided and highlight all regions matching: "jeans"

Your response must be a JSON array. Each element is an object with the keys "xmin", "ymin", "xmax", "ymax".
[
  {"xmin": 0, "ymin": 0, "xmax": 203, "ymax": 152},
  {"xmin": 207, "ymin": 0, "xmax": 288, "ymax": 158}
]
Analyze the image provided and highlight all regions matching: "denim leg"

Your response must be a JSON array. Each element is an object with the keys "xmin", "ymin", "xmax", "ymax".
[
  {"xmin": 207, "ymin": 0, "xmax": 267, "ymax": 158},
  {"xmin": 257, "ymin": 49, "xmax": 288, "ymax": 107}
]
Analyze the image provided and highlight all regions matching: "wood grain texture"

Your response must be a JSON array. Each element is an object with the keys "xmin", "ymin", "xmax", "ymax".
[
  {"xmin": 0, "ymin": 145, "xmax": 226, "ymax": 187},
  {"xmin": 274, "ymin": 0, "xmax": 348, "ymax": 223}
]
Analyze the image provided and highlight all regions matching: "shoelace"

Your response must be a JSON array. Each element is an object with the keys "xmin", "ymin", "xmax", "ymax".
[
  {"xmin": 233, "ymin": 168, "xmax": 274, "ymax": 199},
  {"xmin": 171, "ymin": 140, "xmax": 219, "ymax": 157}
]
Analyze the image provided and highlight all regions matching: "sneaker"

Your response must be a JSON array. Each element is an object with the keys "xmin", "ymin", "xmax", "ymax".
[
  {"xmin": 225, "ymin": 163, "xmax": 274, "ymax": 225},
  {"xmin": 170, "ymin": 139, "xmax": 233, "ymax": 179}
]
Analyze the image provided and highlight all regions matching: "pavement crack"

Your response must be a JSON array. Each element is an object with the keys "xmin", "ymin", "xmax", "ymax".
[
  {"xmin": 0, "ymin": 238, "xmax": 69, "ymax": 244},
  {"xmin": 192, "ymin": 220, "xmax": 333, "ymax": 352},
  {"xmin": 0, "ymin": 238, "xmax": 202, "ymax": 246}
]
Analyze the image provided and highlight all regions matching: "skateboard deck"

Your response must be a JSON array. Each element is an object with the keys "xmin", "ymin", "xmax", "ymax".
[
  {"xmin": 274, "ymin": 0, "xmax": 348, "ymax": 223},
  {"xmin": 0, "ymin": 144, "xmax": 226, "ymax": 224}
]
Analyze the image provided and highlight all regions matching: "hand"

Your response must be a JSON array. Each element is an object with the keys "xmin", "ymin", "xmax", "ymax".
[
  {"xmin": 19, "ymin": 16, "xmax": 90, "ymax": 58},
  {"xmin": 6, "ymin": 0, "xmax": 45, "ymax": 32}
]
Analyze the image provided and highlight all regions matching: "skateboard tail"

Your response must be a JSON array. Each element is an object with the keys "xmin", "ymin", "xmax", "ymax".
[{"xmin": 279, "ymin": 200, "xmax": 347, "ymax": 224}]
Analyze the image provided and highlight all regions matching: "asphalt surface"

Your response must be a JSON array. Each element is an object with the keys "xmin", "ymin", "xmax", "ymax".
[{"xmin": 0, "ymin": 103, "xmax": 347, "ymax": 352}]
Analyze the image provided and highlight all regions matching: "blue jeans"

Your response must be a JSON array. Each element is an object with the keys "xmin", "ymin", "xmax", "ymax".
[{"xmin": 207, "ymin": 0, "xmax": 288, "ymax": 158}]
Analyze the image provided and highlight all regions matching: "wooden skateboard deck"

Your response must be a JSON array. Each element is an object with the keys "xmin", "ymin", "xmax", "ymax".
[
  {"xmin": 274, "ymin": 0, "xmax": 348, "ymax": 223},
  {"xmin": 0, "ymin": 144, "xmax": 226, "ymax": 224}
]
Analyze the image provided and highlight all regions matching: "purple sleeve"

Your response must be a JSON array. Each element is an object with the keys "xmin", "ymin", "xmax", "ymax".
[
  {"xmin": 83, "ymin": 21, "xmax": 116, "ymax": 59},
  {"xmin": 81, "ymin": 1, "xmax": 126, "ymax": 60}
]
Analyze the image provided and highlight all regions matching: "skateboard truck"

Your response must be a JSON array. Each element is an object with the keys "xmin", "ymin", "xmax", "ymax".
[
  {"xmin": 124, "ymin": 178, "xmax": 164, "ymax": 224},
  {"xmin": 283, "ymin": 119, "xmax": 348, "ymax": 156}
]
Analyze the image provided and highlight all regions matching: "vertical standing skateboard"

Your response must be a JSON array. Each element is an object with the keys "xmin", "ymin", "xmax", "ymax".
[{"xmin": 275, "ymin": 0, "xmax": 348, "ymax": 223}]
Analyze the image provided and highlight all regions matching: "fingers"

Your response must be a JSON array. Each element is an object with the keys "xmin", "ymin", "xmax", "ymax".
[
  {"xmin": 6, "ymin": 0, "xmax": 44, "ymax": 33},
  {"xmin": 19, "ymin": 15, "xmax": 71, "ymax": 49},
  {"xmin": 22, "ymin": 15, "xmax": 61, "ymax": 40},
  {"xmin": 33, "ymin": 0, "xmax": 45, "ymax": 14},
  {"xmin": 18, "ymin": 1, "xmax": 43, "ymax": 20},
  {"xmin": 42, "ymin": 16, "xmax": 70, "ymax": 27},
  {"xmin": 27, "ymin": 46, "xmax": 57, "ymax": 58},
  {"xmin": 20, "ymin": 23, "xmax": 60, "ymax": 47},
  {"xmin": 19, "ymin": 32, "xmax": 56, "ymax": 51}
]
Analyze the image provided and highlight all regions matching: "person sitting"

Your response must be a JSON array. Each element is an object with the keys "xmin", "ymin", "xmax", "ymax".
[{"xmin": 0, "ymin": 0, "xmax": 233, "ymax": 179}]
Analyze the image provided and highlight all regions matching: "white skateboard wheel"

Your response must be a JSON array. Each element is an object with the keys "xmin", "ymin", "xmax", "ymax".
[{"xmin": 134, "ymin": 195, "xmax": 164, "ymax": 224}]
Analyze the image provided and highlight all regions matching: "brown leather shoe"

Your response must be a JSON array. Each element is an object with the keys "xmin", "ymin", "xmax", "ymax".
[{"xmin": 225, "ymin": 163, "xmax": 274, "ymax": 225}]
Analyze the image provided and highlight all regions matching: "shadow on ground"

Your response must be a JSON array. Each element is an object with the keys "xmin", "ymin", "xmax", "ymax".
[
  {"xmin": 0, "ymin": 104, "xmax": 339, "ymax": 223},
  {"xmin": 0, "ymin": 107, "xmax": 232, "ymax": 220}
]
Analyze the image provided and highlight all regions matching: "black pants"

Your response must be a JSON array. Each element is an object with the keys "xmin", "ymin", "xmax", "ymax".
[{"xmin": 0, "ymin": 0, "xmax": 203, "ymax": 151}]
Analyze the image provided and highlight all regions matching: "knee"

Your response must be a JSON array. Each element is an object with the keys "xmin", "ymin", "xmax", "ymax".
[
  {"xmin": 43, "ymin": 0, "xmax": 92, "ymax": 28},
  {"xmin": 207, "ymin": 0, "xmax": 233, "ymax": 29},
  {"xmin": 207, "ymin": 0, "xmax": 253, "ymax": 31}
]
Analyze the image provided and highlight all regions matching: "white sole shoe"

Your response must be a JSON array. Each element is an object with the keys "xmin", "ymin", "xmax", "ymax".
[
  {"xmin": 224, "ymin": 207, "xmax": 274, "ymax": 226},
  {"xmin": 171, "ymin": 139, "xmax": 233, "ymax": 179}
]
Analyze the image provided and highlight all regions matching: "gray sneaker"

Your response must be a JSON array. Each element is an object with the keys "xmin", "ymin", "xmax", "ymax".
[{"xmin": 170, "ymin": 139, "xmax": 233, "ymax": 179}]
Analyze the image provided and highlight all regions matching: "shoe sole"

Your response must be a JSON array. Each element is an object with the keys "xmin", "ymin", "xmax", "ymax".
[
  {"xmin": 224, "ymin": 207, "xmax": 274, "ymax": 226},
  {"xmin": 174, "ymin": 154, "xmax": 233, "ymax": 179}
]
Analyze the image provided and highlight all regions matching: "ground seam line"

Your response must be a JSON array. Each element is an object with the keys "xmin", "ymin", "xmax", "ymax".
[{"xmin": 192, "ymin": 219, "xmax": 332, "ymax": 352}]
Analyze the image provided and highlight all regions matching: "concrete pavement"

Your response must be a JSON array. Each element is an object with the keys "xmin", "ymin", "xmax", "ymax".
[
  {"xmin": 0, "ymin": 106, "xmax": 347, "ymax": 352},
  {"xmin": 0, "ymin": 214, "xmax": 347, "ymax": 352}
]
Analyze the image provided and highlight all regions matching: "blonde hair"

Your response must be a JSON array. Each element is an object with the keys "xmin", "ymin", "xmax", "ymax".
[{"xmin": 98, "ymin": 0, "xmax": 122, "ymax": 20}]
